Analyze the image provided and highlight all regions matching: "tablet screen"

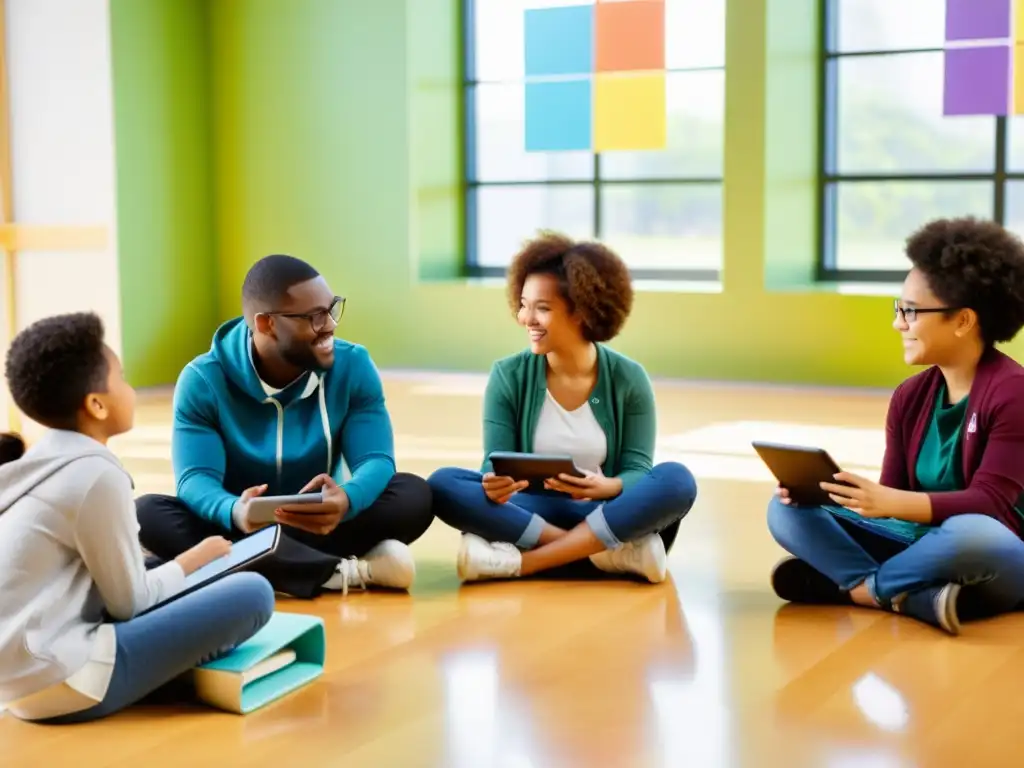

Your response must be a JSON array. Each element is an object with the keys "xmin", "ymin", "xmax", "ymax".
[{"xmin": 182, "ymin": 525, "xmax": 279, "ymax": 590}]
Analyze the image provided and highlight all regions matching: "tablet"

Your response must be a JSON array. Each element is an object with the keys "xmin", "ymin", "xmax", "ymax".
[
  {"xmin": 247, "ymin": 492, "xmax": 324, "ymax": 525},
  {"xmin": 751, "ymin": 441, "xmax": 848, "ymax": 506},
  {"xmin": 488, "ymin": 451, "xmax": 585, "ymax": 486},
  {"xmin": 138, "ymin": 524, "xmax": 281, "ymax": 616}
]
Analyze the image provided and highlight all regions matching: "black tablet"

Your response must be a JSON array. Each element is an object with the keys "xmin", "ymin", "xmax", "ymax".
[
  {"xmin": 751, "ymin": 441, "xmax": 848, "ymax": 506},
  {"xmin": 138, "ymin": 524, "xmax": 281, "ymax": 616},
  {"xmin": 488, "ymin": 451, "xmax": 585, "ymax": 484}
]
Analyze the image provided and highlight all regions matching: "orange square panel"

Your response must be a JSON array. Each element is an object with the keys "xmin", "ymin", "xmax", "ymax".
[{"xmin": 595, "ymin": 0, "xmax": 665, "ymax": 73}]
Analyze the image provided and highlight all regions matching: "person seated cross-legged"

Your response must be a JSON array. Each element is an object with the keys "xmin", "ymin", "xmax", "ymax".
[
  {"xmin": 0, "ymin": 313, "xmax": 274, "ymax": 724},
  {"xmin": 428, "ymin": 232, "xmax": 697, "ymax": 584},
  {"xmin": 767, "ymin": 217, "xmax": 1024, "ymax": 635},
  {"xmin": 137, "ymin": 255, "xmax": 434, "ymax": 598}
]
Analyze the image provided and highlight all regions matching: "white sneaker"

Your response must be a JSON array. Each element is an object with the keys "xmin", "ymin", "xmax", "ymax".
[
  {"xmin": 457, "ymin": 533, "xmax": 522, "ymax": 582},
  {"xmin": 322, "ymin": 540, "xmax": 416, "ymax": 595},
  {"xmin": 589, "ymin": 533, "xmax": 667, "ymax": 583}
]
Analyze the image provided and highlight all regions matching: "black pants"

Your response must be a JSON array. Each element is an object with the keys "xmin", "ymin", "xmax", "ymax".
[{"xmin": 136, "ymin": 473, "xmax": 434, "ymax": 598}]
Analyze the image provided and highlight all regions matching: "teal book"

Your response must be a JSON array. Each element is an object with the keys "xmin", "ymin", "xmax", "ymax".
[{"xmin": 192, "ymin": 612, "xmax": 326, "ymax": 714}]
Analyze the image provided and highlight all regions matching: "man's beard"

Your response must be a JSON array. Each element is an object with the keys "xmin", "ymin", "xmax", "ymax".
[{"xmin": 280, "ymin": 339, "xmax": 330, "ymax": 371}]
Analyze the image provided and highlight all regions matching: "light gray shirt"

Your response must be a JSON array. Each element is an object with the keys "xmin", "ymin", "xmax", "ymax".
[{"xmin": 0, "ymin": 430, "xmax": 185, "ymax": 710}]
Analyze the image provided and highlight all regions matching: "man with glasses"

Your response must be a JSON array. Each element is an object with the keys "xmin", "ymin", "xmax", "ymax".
[{"xmin": 136, "ymin": 254, "xmax": 434, "ymax": 598}]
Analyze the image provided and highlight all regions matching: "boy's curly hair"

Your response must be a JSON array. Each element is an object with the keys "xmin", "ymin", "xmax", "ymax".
[{"xmin": 5, "ymin": 312, "xmax": 109, "ymax": 430}]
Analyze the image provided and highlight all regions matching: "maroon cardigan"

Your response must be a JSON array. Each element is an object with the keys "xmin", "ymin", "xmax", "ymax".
[{"xmin": 881, "ymin": 347, "xmax": 1024, "ymax": 536}]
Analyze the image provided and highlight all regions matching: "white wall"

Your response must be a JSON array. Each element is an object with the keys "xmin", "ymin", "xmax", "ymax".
[{"xmin": 0, "ymin": 0, "xmax": 121, "ymax": 434}]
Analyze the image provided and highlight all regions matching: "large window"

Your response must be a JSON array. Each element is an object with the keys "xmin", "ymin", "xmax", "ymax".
[
  {"xmin": 464, "ymin": 0, "xmax": 726, "ymax": 279},
  {"xmin": 821, "ymin": 0, "xmax": 1024, "ymax": 280}
]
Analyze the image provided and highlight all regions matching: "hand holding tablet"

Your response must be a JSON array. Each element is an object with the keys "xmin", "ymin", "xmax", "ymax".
[
  {"xmin": 542, "ymin": 470, "xmax": 623, "ymax": 501},
  {"xmin": 752, "ymin": 441, "xmax": 854, "ymax": 507},
  {"xmin": 246, "ymin": 491, "xmax": 325, "ymax": 525},
  {"xmin": 754, "ymin": 441, "xmax": 903, "ymax": 518},
  {"xmin": 481, "ymin": 472, "xmax": 529, "ymax": 504},
  {"xmin": 488, "ymin": 451, "xmax": 586, "ymax": 484},
  {"xmin": 241, "ymin": 474, "xmax": 349, "ymax": 537},
  {"xmin": 482, "ymin": 452, "xmax": 583, "ymax": 503},
  {"xmin": 484, "ymin": 452, "xmax": 621, "ymax": 501},
  {"xmin": 175, "ymin": 536, "xmax": 233, "ymax": 575},
  {"xmin": 139, "ymin": 525, "xmax": 282, "ymax": 616}
]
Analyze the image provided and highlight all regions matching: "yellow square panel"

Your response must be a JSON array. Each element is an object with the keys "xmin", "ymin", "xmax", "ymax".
[{"xmin": 592, "ymin": 71, "xmax": 667, "ymax": 152}]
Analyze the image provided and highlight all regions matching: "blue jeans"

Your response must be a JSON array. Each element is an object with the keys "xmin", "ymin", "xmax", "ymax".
[
  {"xmin": 428, "ymin": 462, "xmax": 697, "ymax": 552},
  {"xmin": 767, "ymin": 497, "xmax": 1024, "ymax": 616},
  {"xmin": 40, "ymin": 572, "xmax": 275, "ymax": 724}
]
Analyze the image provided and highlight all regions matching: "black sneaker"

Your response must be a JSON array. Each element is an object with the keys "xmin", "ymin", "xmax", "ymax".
[
  {"xmin": 892, "ymin": 583, "xmax": 961, "ymax": 635},
  {"xmin": 953, "ymin": 584, "xmax": 989, "ymax": 623},
  {"xmin": 770, "ymin": 556, "xmax": 852, "ymax": 605}
]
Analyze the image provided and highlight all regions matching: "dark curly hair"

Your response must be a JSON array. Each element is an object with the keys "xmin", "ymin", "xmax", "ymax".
[
  {"xmin": 506, "ymin": 231, "xmax": 634, "ymax": 343},
  {"xmin": 5, "ymin": 312, "xmax": 109, "ymax": 430},
  {"xmin": 905, "ymin": 217, "xmax": 1024, "ymax": 345},
  {"xmin": 0, "ymin": 432, "xmax": 25, "ymax": 465}
]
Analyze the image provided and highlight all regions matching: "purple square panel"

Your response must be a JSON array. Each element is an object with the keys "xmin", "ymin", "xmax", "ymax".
[
  {"xmin": 945, "ymin": 0, "xmax": 1011, "ymax": 41},
  {"xmin": 944, "ymin": 45, "xmax": 1010, "ymax": 115}
]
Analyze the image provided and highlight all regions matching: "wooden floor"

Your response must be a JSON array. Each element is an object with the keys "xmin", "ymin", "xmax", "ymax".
[{"xmin": 2, "ymin": 372, "xmax": 1022, "ymax": 767}]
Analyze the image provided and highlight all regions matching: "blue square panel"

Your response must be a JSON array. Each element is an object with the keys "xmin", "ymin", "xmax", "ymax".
[
  {"xmin": 525, "ymin": 79, "xmax": 592, "ymax": 151},
  {"xmin": 525, "ymin": 5, "xmax": 594, "ymax": 77}
]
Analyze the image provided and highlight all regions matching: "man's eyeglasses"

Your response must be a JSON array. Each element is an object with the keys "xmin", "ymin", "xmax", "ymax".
[
  {"xmin": 893, "ymin": 299, "xmax": 959, "ymax": 323},
  {"xmin": 261, "ymin": 296, "xmax": 345, "ymax": 333}
]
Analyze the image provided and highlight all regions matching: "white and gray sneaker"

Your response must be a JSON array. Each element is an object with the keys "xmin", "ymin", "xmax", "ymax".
[
  {"xmin": 589, "ymin": 533, "xmax": 667, "ymax": 583},
  {"xmin": 322, "ymin": 539, "xmax": 416, "ymax": 595},
  {"xmin": 457, "ymin": 533, "xmax": 522, "ymax": 582},
  {"xmin": 892, "ymin": 582, "xmax": 962, "ymax": 635}
]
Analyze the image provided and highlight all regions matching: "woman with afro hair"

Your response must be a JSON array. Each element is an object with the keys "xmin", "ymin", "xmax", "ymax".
[
  {"xmin": 428, "ymin": 232, "xmax": 697, "ymax": 583},
  {"xmin": 769, "ymin": 216, "xmax": 1024, "ymax": 635}
]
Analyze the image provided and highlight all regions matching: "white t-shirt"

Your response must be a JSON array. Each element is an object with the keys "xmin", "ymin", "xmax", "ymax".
[
  {"xmin": 532, "ymin": 389, "xmax": 607, "ymax": 475},
  {"xmin": 6, "ymin": 624, "xmax": 115, "ymax": 720}
]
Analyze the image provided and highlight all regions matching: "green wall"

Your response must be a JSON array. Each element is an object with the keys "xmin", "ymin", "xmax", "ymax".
[
  {"xmin": 114, "ymin": 0, "xmax": 1024, "ymax": 390},
  {"xmin": 110, "ymin": 0, "xmax": 217, "ymax": 387}
]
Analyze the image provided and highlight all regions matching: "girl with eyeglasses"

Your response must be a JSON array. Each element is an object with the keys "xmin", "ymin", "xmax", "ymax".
[{"xmin": 768, "ymin": 217, "xmax": 1024, "ymax": 635}]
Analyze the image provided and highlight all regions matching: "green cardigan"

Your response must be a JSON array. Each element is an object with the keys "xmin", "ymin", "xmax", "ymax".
[{"xmin": 480, "ymin": 344, "xmax": 656, "ymax": 491}]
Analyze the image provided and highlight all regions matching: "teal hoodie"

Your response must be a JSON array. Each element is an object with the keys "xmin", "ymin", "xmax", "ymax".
[{"xmin": 171, "ymin": 317, "xmax": 396, "ymax": 530}]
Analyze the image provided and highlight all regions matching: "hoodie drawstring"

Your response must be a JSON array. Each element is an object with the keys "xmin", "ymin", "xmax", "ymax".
[
  {"xmin": 318, "ymin": 374, "xmax": 332, "ymax": 474},
  {"xmin": 264, "ymin": 374, "xmax": 333, "ymax": 485},
  {"xmin": 266, "ymin": 398, "xmax": 285, "ymax": 486}
]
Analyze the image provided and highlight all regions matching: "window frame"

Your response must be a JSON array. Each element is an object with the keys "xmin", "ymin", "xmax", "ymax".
[
  {"xmin": 816, "ymin": 0, "xmax": 1024, "ymax": 282},
  {"xmin": 462, "ymin": 0, "xmax": 725, "ymax": 281}
]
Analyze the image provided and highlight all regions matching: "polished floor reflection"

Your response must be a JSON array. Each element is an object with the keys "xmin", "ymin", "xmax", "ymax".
[{"xmin": 2, "ymin": 374, "xmax": 1021, "ymax": 767}]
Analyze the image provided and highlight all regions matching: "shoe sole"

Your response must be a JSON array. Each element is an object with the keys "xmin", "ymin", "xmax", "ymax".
[
  {"xmin": 645, "ymin": 535, "xmax": 668, "ymax": 583},
  {"xmin": 456, "ymin": 538, "xmax": 472, "ymax": 581},
  {"xmin": 457, "ymin": 534, "xmax": 487, "ymax": 582},
  {"xmin": 937, "ymin": 582, "xmax": 962, "ymax": 636}
]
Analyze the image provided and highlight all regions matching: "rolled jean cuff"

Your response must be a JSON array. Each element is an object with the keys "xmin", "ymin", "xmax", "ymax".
[
  {"xmin": 841, "ymin": 572, "xmax": 890, "ymax": 607},
  {"xmin": 837, "ymin": 572, "xmax": 871, "ymax": 593},
  {"xmin": 586, "ymin": 505, "xmax": 622, "ymax": 550},
  {"xmin": 516, "ymin": 513, "xmax": 546, "ymax": 549},
  {"xmin": 866, "ymin": 573, "xmax": 898, "ymax": 608}
]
